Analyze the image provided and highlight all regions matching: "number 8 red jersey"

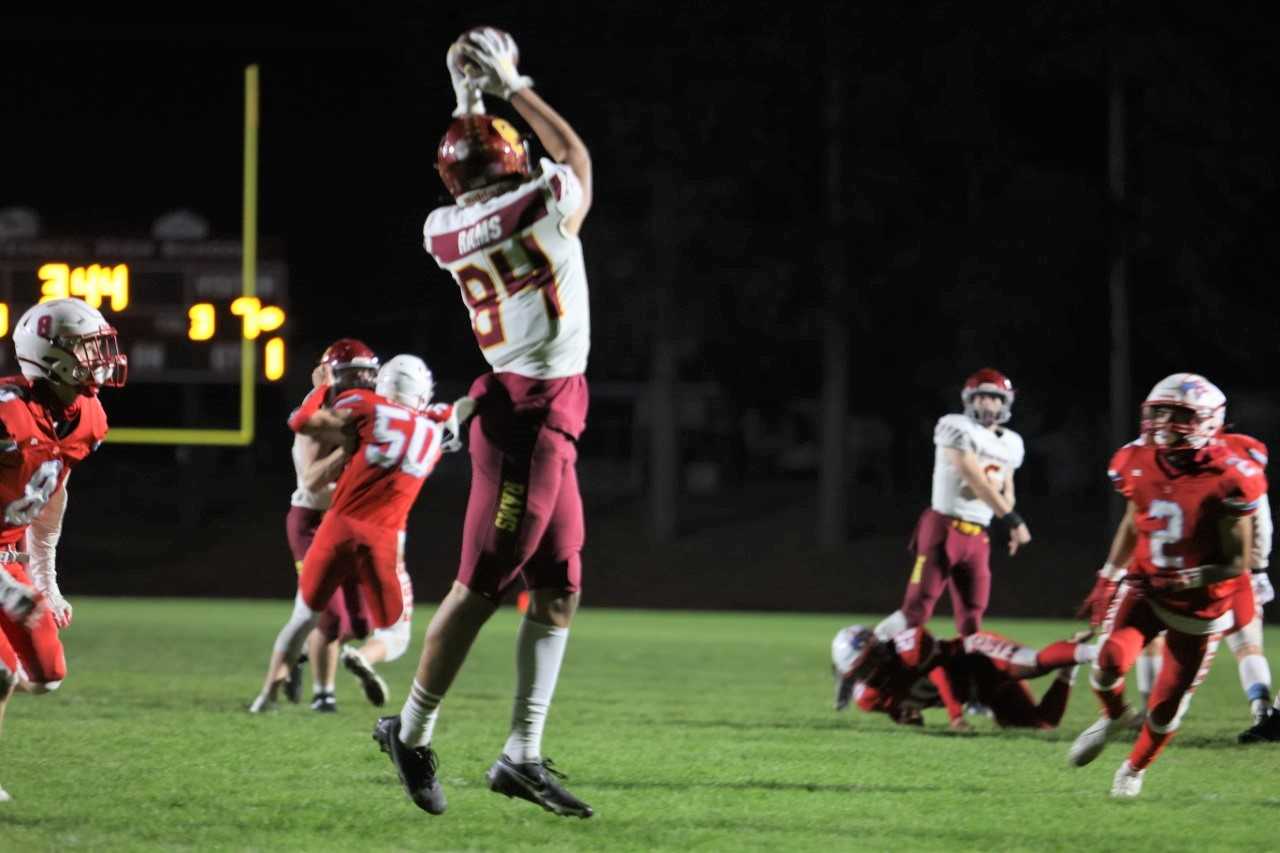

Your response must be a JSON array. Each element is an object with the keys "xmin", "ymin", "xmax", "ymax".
[
  {"xmin": 290, "ymin": 387, "xmax": 449, "ymax": 530},
  {"xmin": 0, "ymin": 376, "xmax": 108, "ymax": 547}
]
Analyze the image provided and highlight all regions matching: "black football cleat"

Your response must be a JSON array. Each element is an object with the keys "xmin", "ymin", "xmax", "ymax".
[
  {"xmin": 341, "ymin": 646, "xmax": 389, "ymax": 707},
  {"xmin": 282, "ymin": 655, "xmax": 306, "ymax": 704},
  {"xmin": 372, "ymin": 716, "xmax": 447, "ymax": 815},
  {"xmin": 310, "ymin": 692, "xmax": 337, "ymax": 713},
  {"xmin": 1238, "ymin": 707, "xmax": 1280, "ymax": 744},
  {"xmin": 486, "ymin": 754, "xmax": 594, "ymax": 818}
]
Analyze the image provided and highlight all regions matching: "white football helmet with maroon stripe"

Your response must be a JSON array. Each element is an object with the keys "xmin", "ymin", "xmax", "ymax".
[{"xmin": 13, "ymin": 298, "xmax": 127, "ymax": 393}]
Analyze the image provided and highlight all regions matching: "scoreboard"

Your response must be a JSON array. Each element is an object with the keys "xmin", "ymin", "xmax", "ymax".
[{"xmin": 0, "ymin": 236, "xmax": 289, "ymax": 445}]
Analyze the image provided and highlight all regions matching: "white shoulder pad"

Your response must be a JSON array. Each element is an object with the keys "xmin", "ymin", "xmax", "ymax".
[
  {"xmin": 934, "ymin": 414, "xmax": 978, "ymax": 452},
  {"xmin": 1001, "ymin": 427, "xmax": 1026, "ymax": 469}
]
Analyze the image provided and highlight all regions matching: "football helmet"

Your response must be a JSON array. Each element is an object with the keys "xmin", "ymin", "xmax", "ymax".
[
  {"xmin": 436, "ymin": 114, "xmax": 530, "ymax": 201},
  {"xmin": 13, "ymin": 298, "xmax": 127, "ymax": 393},
  {"xmin": 961, "ymin": 368, "xmax": 1015, "ymax": 426},
  {"xmin": 831, "ymin": 625, "xmax": 876, "ymax": 680},
  {"xmin": 1140, "ymin": 372, "xmax": 1225, "ymax": 450},
  {"xmin": 375, "ymin": 354, "xmax": 435, "ymax": 412},
  {"xmin": 320, "ymin": 338, "xmax": 379, "ymax": 390}
]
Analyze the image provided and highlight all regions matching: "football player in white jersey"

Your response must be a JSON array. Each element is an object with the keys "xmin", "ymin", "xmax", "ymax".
[
  {"xmin": 874, "ymin": 369, "xmax": 1031, "ymax": 643},
  {"xmin": 373, "ymin": 27, "xmax": 594, "ymax": 819}
]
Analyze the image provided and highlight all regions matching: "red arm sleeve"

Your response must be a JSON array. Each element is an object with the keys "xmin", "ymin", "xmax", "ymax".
[
  {"xmin": 1224, "ymin": 465, "xmax": 1268, "ymax": 518},
  {"xmin": 928, "ymin": 667, "xmax": 965, "ymax": 721},
  {"xmin": 1107, "ymin": 444, "xmax": 1139, "ymax": 498},
  {"xmin": 288, "ymin": 385, "xmax": 330, "ymax": 433}
]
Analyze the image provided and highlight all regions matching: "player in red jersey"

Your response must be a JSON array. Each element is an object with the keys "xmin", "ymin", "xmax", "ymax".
[
  {"xmin": 249, "ymin": 354, "xmax": 458, "ymax": 712},
  {"xmin": 831, "ymin": 625, "xmax": 1093, "ymax": 730},
  {"xmin": 258, "ymin": 339, "xmax": 381, "ymax": 713},
  {"xmin": 1069, "ymin": 373, "xmax": 1265, "ymax": 797},
  {"xmin": 1095, "ymin": 431, "xmax": 1274, "ymax": 728},
  {"xmin": 0, "ymin": 298, "xmax": 125, "ymax": 804},
  {"xmin": 373, "ymin": 28, "xmax": 594, "ymax": 819}
]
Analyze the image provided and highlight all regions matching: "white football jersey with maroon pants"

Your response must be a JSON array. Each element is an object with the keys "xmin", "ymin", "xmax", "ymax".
[{"xmin": 423, "ymin": 158, "xmax": 589, "ymax": 602}]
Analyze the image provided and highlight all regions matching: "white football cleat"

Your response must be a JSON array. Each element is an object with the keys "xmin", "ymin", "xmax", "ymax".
[
  {"xmin": 1110, "ymin": 760, "xmax": 1145, "ymax": 798},
  {"xmin": 0, "ymin": 783, "xmax": 11, "ymax": 803},
  {"xmin": 1067, "ymin": 710, "xmax": 1132, "ymax": 767}
]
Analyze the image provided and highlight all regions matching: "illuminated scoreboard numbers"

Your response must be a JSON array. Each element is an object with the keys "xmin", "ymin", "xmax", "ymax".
[
  {"xmin": 38, "ymin": 262, "xmax": 130, "ymax": 311},
  {"xmin": 0, "ymin": 253, "xmax": 290, "ymax": 384}
]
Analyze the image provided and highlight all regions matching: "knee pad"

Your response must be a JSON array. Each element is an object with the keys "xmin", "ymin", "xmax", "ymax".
[
  {"xmin": 373, "ymin": 621, "xmax": 411, "ymax": 663},
  {"xmin": 1226, "ymin": 617, "xmax": 1263, "ymax": 656}
]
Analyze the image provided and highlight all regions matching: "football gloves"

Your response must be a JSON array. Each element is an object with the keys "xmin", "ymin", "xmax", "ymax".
[
  {"xmin": 459, "ymin": 28, "xmax": 533, "ymax": 101},
  {"xmin": 448, "ymin": 42, "xmax": 487, "ymax": 117}
]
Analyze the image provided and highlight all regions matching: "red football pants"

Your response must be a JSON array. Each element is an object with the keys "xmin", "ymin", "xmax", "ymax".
[
  {"xmin": 287, "ymin": 506, "xmax": 369, "ymax": 642},
  {"xmin": 299, "ymin": 513, "xmax": 402, "ymax": 631},
  {"xmin": 0, "ymin": 564, "xmax": 65, "ymax": 685}
]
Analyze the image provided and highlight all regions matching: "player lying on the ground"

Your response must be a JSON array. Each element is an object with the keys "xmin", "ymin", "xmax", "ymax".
[
  {"xmin": 0, "ymin": 299, "xmax": 126, "ymax": 804},
  {"xmin": 1068, "ymin": 373, "xmax": 1265, "ymax": 798},
  {"xmin": 831, "ymin": 624, "xmax": 1095, "ymax": 731},
  {"xmin": 248, "ymin": 355, "xmax": 467, "ymax": 714}
]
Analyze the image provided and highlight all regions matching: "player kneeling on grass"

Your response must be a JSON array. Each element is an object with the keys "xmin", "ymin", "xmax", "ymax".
[
  {"xmin": 248, "ymin": 355, "xmax": 470, "ymax": 714},
  {"xmin": 0, "ymin": 299, "xmax": 126, "ymax": 804},
  {"xmin": 831, "ymin": 624, "xmax": 1094, "ymax": 731}
]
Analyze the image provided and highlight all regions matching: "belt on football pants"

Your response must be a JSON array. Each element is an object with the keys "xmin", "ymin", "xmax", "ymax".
[
  {"xmin": 1136, "ymin": 563, "xmax": 1244, "ymax": 591},
  {"xmin": 0, "ymin": 549, "xmax": 30, "ymax": 564},
  {"xmin": 948, "ymin": 519, "xmax": 986, "ymax": 537}
]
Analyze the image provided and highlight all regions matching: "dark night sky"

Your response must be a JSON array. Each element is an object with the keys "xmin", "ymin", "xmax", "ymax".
[{"xmin": 3, "ymin": 1, "xmax": 1278, "ymax": 430}]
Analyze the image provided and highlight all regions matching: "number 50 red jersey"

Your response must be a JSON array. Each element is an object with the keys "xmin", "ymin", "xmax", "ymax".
[
  {"xmin": 1108, "ymin": 436, "xmax": 1268, "ymax": 622},
  {"xmin": 289, "ymin": 387, "xmax": 449, "ymax": 531}
]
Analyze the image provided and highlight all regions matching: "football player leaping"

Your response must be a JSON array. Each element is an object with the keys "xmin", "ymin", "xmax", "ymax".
[
  {"xmin": 372, "ymin": 28, "xmax": 595, "ymax": 819},
  {"xmin": 0, "ymin": 299, "xmax": 126, "ymax": 804},
  {"xmin": 874, "ymin": 369, "xmax": 1031, "ymax": 643},
  {"xmin": 1068, "ymin": 373, "xmax": 1266, "ymax": 797}
]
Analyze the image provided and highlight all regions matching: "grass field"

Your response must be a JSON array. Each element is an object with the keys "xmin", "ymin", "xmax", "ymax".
[{"xmin": 2, "ymin": 599, "xmax": 1278, "ymax": 852}]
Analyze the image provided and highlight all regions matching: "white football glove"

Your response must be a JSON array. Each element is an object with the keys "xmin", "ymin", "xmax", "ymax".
[
  {"xmin": 32, "ymin": 573, "xmax": 71, "ymax": 629},
  {"xmin": 0, "ymin": 570, "xmax": 41, "ymax": 627},
  {"xmin": 447, "ymin": 42, "xmax": 486, "ymax": 117},
  {"xmin": 1253, "ymin": 571, "xmax": 1276, "ymax": 607},
  {"xmin": 441, "ymin": 396, "xmax": 478, "ymax": 453},
  {"xmin": 459, "ymin": 28, "xmax": 532, "ymax": 100}
]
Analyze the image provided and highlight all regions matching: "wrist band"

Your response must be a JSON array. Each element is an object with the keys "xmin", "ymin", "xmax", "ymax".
[
  {"xmin": 1000, "ymin": 510, "xmax": 1025, "ymax": 528},
  {"xmin": 1099, "ymin": 563, "xmax": 1126, "ymax": 582}
]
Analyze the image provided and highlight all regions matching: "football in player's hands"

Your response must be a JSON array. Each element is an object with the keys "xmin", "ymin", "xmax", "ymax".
[{"xmin": 451, "ymin": 27, "xmax": 518, "ymax": 78}]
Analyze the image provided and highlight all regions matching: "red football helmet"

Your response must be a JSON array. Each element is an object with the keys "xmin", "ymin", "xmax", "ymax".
[
  {"xmin": 961, "ymin": 368, "xmax": 1015, "ymax": 426},
  {"xmin": 436, "ymin": 114, "xmax": 531, "ymax": 200},
  {"xmin": 320, "ymin": 338, "xmax": 378, "ymax": 390}
]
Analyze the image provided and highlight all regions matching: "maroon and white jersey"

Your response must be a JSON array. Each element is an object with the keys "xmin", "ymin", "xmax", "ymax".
[
  {"xmin": 931, "ymin": 414, "xmax": 1025, "ymax": 525},
  {"xmin": 423, "ymin": 159, "xmax": 589, "ymax": 379}
]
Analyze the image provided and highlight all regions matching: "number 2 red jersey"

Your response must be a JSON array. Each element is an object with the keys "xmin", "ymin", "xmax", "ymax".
[
  {"xmin": 0, "ymin": 376, "xmax": 108, "ymax": 547},
  {"xmin": 1108, "ymin": 436, "xmax": 1267, "ymax": 621},
  {"xmin": 289, "ymin": 386, "xmax": 449, "ymax": 530}
]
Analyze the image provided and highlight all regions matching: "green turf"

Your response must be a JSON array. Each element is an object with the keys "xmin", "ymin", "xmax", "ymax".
[{"xmin": 2, "ymin": 599, "xmax": 1277, "ymax": 851}]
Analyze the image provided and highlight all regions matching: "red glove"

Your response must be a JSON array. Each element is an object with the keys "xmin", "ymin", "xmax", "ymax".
[{"xmin": 1077, "ymin": 575, "xmax": 1119, "ymax": 628}]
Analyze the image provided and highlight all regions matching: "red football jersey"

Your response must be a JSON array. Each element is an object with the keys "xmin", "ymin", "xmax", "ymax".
[
  {"xmin": 854, "ymin": 627, "xmax": 965, "ymax": 720},
  {"xmin": 1108, "ymin": 436, "xmax": 1268, "ymax": 619},
  {"xmin": 290, "ymin": 386, "xmax": 449, "ymax": 530},
  {"xmin": 0, "ymin": 376, "xmax": 108, "ymax": 547}
]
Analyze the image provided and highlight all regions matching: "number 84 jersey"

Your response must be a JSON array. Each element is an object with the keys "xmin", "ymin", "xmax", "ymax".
[
  {"xmin": 423, "ymin": 159, "xmax": 590, "ymax": 380},
  {"xmin": 1108, "ymin": 436, "xmax": 1268, "ymax": 620},
  {"xmin": 0, "ymin": 376, "xmax": 108, "ymax": 547}
]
